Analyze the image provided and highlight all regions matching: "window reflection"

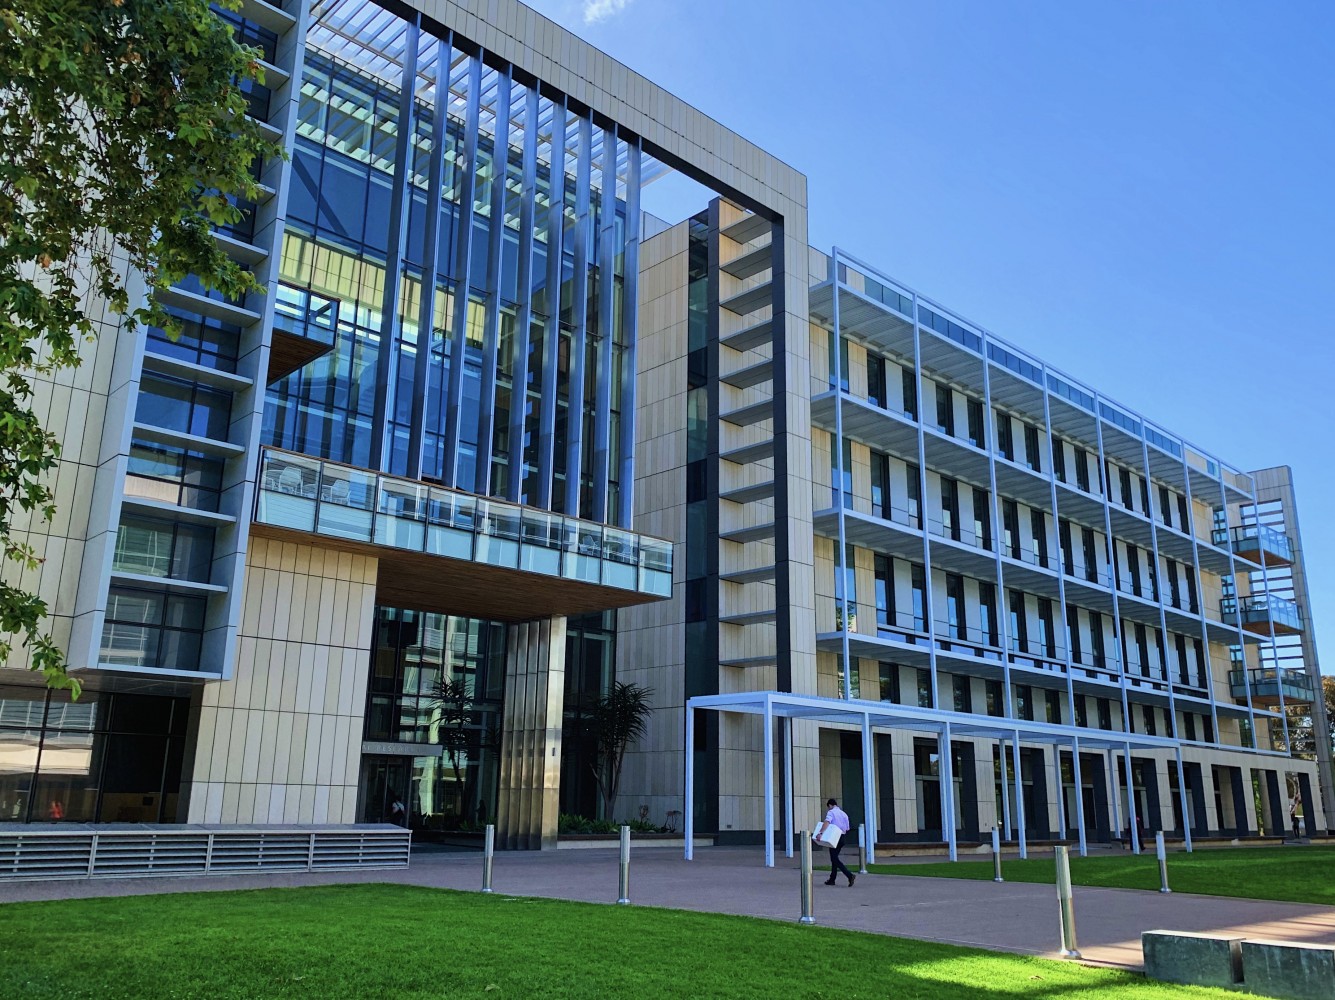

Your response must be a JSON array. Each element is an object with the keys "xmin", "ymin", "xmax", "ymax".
[{"xmin": 0, "ymin": 686, "xmax": 188, "ymax": 823}]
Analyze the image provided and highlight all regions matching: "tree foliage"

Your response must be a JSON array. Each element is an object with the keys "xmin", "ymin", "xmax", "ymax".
[
  {"xmin": 1281, "ymin": 675, "xmax": 1335, "ymax": 758},
  {"xmin": 0, "ymin": 0, "xmax": 282, "ymax": 691},
  {"xmin": 587, "ymin": 681, "xmax": 653, "ymax": 819}
]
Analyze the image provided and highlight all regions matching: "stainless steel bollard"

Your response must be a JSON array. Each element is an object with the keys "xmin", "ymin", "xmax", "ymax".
[
  {"xmin": 1055, "ymin": 845, "xmax": 1080, "ymax": 959},
  {"xmin": 481, "ymin": 824, "xmax": 495, "ymax": 893},
  {"xmin": 1155, "ymin": 831, "xmax": 1171, "ymax": 894},
  {"xmin": 617, "ymin": 825, "xmax": 631, "ymax": 905},
  {"xmin": 992, "ymin": 827, "xmax": 1003, "ymax": 882},
  {"xmin": 799, "ymin": 833, "xmax": 815, "ymax": 924},
  {"xmin": 858, "ymin": 823, "xmax": 868, "ymax": 875}
]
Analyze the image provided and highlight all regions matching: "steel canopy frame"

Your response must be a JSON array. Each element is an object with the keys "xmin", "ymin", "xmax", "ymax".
[{"xmin": 678, "ymin": 690, "xmax": 1291, "ymax": 867}]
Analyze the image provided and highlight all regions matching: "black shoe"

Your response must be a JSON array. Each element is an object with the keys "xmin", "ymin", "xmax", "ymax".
[
  {"xmin": 848, "ymin": 875, "xmax": 856, "ymax": 887},
  {"xmin": 823, "ymin": 879, "xmax": 837, "ymax": 886}
]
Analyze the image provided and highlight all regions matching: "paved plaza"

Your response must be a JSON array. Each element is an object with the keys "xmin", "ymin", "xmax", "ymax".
[{"xmin": 5, "ymin": 846, "xmax": 1335, "ymax": 969}]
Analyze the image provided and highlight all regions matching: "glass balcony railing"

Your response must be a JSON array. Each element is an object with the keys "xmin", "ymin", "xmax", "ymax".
[
  {"xmin": 1212, "ymin": 523, "xmax": 1294, "ymax": 566},
  {"xmin": 1229, "ymin": 667, "xmax": 1315, "ymax": 705},
  {"xmin": 254, "ymin": 448, "xmax": 673, "ymax": 598},
  {"xmin": 1220, "ymin": 595, "xmax": 1304, "ymax": 635}
]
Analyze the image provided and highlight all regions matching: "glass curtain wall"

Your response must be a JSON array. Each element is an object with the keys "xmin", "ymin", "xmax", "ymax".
[
  {"xmin": 361, "ymin": 608, "xmax": 505, "ymax": 838},
  {"xmin": 266, "ymin": 2, "xmax": 642, "ymax": 527}
]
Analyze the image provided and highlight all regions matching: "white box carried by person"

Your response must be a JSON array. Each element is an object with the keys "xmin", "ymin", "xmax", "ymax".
[{"xmin": 813, "ymin": 821, "xmax": 842, "ymax": 848}]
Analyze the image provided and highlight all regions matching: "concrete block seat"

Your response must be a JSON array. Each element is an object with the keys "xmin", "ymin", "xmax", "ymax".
[
  {"xmin": 1240, "ymin": 939, "xmax": 1335, "ymax": 1000},
  {"xmin": 1142, "ymin": 930, "xmax": 1244, "ymax": 989}
]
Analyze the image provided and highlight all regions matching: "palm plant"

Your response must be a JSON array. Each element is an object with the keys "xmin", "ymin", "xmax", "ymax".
[
  {"xmin": 588, "ymin": 681, "xmax": 654, "ymax": 819},
  {"xmin": 432, "ymin": 677, "xmax": 472, "ymax": 805}
]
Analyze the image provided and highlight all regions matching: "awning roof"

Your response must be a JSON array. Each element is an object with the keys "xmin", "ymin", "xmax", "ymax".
[{"xmin": 687, "ymin": 690, "xmax": 1294, "ymax": 758}]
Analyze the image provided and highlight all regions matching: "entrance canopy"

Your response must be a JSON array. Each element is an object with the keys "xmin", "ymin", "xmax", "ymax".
[{"xmin": 684, "ymin": 690, "xmax": 1233, "ymax": 868}]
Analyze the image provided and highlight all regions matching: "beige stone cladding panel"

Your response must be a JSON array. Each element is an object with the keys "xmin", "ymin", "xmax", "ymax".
[
  {"xmin": 615, "ymin": 222, "xmax": 688, "ymax": 825},
  {"xmin": 186, "ymin": 537, "xmax": 376, "ymax": 824},
  {"xmin": 2, "ymin": 258, "xmax": 144, "ymax": 674}
]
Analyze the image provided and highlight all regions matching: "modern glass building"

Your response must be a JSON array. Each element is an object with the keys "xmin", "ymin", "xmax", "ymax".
[{"xmin": 2, "ymin": 0, "xmax": 1327, "ymax": 859}]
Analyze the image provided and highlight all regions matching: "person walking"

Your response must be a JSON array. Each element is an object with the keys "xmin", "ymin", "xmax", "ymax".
[{"xmin": 822, "ymin": 798, "xmax": 855, "ymax": 887}]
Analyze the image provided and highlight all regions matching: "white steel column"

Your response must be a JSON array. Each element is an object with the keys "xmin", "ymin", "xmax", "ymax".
[
  {"xmin": 861, "ymin": 712, "xmax": 877, "ymax": 862},
  {"xmin": 684, "ymin": 705, "xmax": 695, "ymax": 860},
  {"xmin": 784, "ymin": 715, "xmax": 794, "ymax": 859},
  {"xmin": 830, "ymin": 258, "xmax": 852, "ymax": 700},
  {"xmin": 1092, "ymin": 405, "xmax": 1135, "ymax": 764},
  {"xmin": 1071, "ymin": 735, "xmax": 1088, "ymax": 856},
  {"xmin": 1107, "ymin": 748, "xmax": 1122, "ymax": 845},
  {"xmin": 1012, "ymin": 732, "xmax": 1028, "ymax": 859},
  {"xmin": 763, "ymin": 696, "xmax": 775, "ymax": 868},
  {"xmin": 1124, "ymin": 743, "xmax": 1142, "ymax": 854},
  {"xmin": 943, "ymin": 722, "xmax": 957, "ymax": 861},
  {"xmin": 1175, "ymin": 746, "xmax": 1193, "ymax": 852},
  {"xmin": 909, "ymin": 290, "xmax": 941, "ymax": 706},
  {"xmin": 1179, "ymin": 455, "xmax": 1222, "ymax": 746},
  {"xmin": 999, "ymin": 741, "xmax": 1013, "ymax": 839}
]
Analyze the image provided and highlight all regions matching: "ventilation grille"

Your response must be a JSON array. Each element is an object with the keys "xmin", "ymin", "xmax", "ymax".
[{"xmin": 0, "ymin": 825, "xmax": 411, "ymax": 882}]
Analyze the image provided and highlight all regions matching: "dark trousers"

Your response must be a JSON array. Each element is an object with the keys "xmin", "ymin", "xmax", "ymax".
[{"xmin": 828, "ymin": 843, "xmax": 854, "ymax": 882}]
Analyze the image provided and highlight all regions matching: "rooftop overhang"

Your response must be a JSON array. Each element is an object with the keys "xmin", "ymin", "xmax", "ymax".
[{"xmin": 311, "ymin": 0, "xmax": 806, "ymax": 228}]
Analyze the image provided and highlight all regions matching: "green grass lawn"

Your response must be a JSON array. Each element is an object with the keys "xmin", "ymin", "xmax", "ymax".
[
  {"xmin": 864, "ymin": 846, "xmax": 1335, "ymax": 905},
  {"xmin": 0, "ymin": 883, "xmax": 1251, "ymax": 1000}
]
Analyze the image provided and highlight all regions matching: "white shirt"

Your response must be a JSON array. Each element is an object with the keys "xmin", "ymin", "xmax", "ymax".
[{"xmin": 825, "ymin": 805, "xmax": 850, "ymax": 833}]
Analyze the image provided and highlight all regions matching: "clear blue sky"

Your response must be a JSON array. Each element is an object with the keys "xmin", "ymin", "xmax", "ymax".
[{"xmin": 528, "ymin": 0, "xmax": 1335, "ymax": 675}]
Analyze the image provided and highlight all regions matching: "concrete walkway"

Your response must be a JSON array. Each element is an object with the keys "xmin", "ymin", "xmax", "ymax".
[{"xmin": 5, "ymin": 846, "xmax": 1335, "ymax": 969}]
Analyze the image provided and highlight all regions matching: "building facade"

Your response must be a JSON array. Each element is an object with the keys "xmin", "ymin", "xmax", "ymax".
[
  {"xmin": 618, "ymin": 229, "xmax": 1330, "ymax": 853},
  {"xmin": 0, "ymin": 0, "xmax": 806, "ymax": 847},
  {"xmin": 1, "ymin": 0, "xmax": 1327, "ymax": 853}
]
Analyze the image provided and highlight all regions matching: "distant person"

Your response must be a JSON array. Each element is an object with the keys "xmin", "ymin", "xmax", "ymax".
[
  {"xmin": 821, "ymin": 798, "xmax": 855, "ymax": 887},
  {"xmin": 47, "ymin": 799, "xmax": 64, "ymax": 821},
  {"xmin": 388, "ymin": 793, "xmax": 406, "ymax": 827}
]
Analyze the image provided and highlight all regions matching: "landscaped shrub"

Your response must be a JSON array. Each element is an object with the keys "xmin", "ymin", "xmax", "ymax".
[{"xmin": 558, "ymin": 814, "xmax": 662, "ymax": 835}]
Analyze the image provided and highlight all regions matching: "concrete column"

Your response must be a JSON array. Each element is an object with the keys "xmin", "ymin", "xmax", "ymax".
[
  {"xmin": 1263, "ymin": 769, "xmax": 1284, "ymax": 837},
  {"xmin": 973, "ymin": 740, "xmax": 998, "ymax": 834},
  {"xmin": 497, "ymin": 615, "xmax": 567, "ymax": 850},
  {"xmin": 892, "ymin": 730, "xmax": 917, "ymax": 837},
  {"xmin": 1153, "ymin": 756, "xmax": 1175, "ymax": 835}
]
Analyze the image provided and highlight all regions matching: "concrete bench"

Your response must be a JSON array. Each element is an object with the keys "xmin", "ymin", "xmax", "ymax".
[
  {"xmin": 1142, "ymin": 930, "xmax": 1243, "ymax": 989},
  {"xmin": 1240, "ymin": 939, "xmax": 1335, "ymax": 1000}
]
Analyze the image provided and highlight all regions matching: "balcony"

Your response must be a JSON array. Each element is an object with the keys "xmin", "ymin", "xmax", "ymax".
[
  {"xmin": 1220, "ymin": 595, "xmax": 1304, "ymax": 637},
  {"xmin": 268, "ymin": 284, "xmax": 338, "ymax": 383},
  {"xmin": 1212, "ymin": 524, "xmax": 1294, "ymax": 567},
  {"xmin": 1229, "ymin": 667, "xmax": 1315, "ymax": 706},
  {"xmin": 253, "ymin": 448, "xmax": 672, "ymax": 620}
]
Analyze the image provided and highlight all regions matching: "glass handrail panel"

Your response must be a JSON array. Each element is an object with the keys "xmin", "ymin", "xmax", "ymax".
[
  {"xmin": 563, "ymin": 521, "xmax": 603, "ymax": 583},
  {"xmin": 474, "ymin": 500, "xmax": 521, "ymax": 568},
  {"xmin": 254, "ymin": 449, "xmax": 673, "ymax": 596},
  {"xmin": 519, "ymin": 510, "xmax": 563, "ymax": 576}
]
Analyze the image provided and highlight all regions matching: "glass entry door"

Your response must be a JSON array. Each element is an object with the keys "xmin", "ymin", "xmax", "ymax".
[{"xmin": 359, "ymin": 755, "xmax": 413, "ymax": 826}]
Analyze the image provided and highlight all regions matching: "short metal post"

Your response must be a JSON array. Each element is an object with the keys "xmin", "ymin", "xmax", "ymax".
[
  {"xmin": 481, "ymin": 824, "xmax": 495, "ymax": 893},
  {"xmin": 858, "ymin": 823, "xmax": 868, "ymax": 874},
  {"xmin": 617, "ymin": 825, "xmax": 631, "ymax": 905},
  {"xmin": 992, "ymin": 826, "xmax": 1003, "ymax": 882},
  {"xmin": 1055, "ymin": 845, "xmax": 1080, "ymax": 958},
  {"xmin": 799, "ymin": 833, "xmax": 815, "ymax": 924},
  {"xmin": 1155, "ymin": 831, "xmax": 1171, "ymax": 894}
]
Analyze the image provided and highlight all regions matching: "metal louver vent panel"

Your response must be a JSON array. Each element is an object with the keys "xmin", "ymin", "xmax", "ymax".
[{"xmin": 0, "ymin": 825, "xmax": 411, "ymax": 882}]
